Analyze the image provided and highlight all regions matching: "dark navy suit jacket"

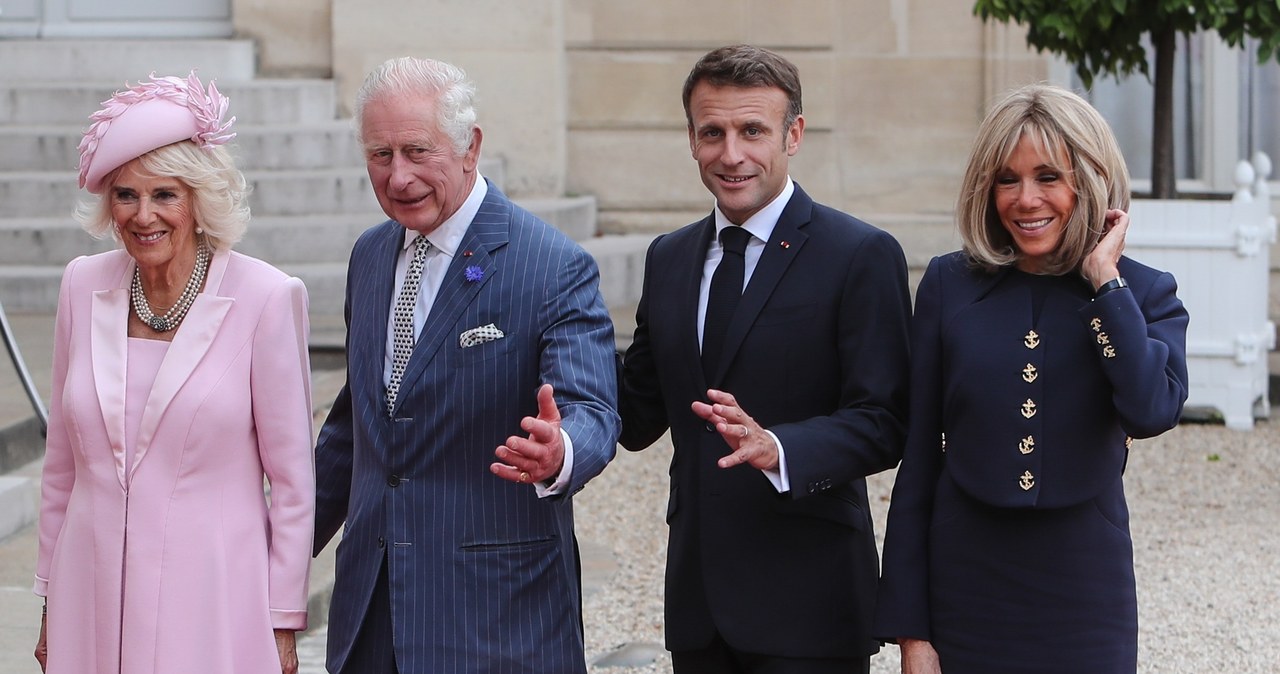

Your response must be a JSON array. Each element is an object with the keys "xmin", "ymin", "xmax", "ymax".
[
  {"xmin": 619, "ymin": 184, "xmax": 912, "ymax": 658},
  {"xmin": 874, "ymin": 251, "xmax": 1189, "ymax": 641},
  {"xmin": 313, "ymin": 180, "xmax": 620, "ymax": 673}
]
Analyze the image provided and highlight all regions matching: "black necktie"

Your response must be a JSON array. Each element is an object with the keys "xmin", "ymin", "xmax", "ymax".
[{"xmin": 702, "ymin": 226, "xmax": 751, "ymax": 382}]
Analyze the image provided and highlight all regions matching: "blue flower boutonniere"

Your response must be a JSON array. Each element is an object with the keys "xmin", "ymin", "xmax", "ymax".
[{"xmin": 464, "ymin": 265, "xmax": 484, "ymax": 283}]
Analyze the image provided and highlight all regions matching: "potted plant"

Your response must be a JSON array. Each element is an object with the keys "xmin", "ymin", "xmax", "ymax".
[{"xmin": 973, "ymin": 0, "xmax": 1280, "ymax": 429}]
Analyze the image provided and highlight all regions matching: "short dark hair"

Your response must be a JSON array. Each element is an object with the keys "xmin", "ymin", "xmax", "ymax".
[{"xmin": 682, "ymin": 44, "xmax": 803, "ymax": 130}]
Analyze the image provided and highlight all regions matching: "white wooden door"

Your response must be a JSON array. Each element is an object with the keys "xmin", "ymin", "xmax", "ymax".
[{"xmin": 0, "ymin": 0, "xmax": 231, "ymax": 38}]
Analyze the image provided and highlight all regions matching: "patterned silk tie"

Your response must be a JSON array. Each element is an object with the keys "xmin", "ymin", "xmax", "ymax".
[
  {"xmin": 702, "ymin": 226, "xmax": 751, "ymax": 382},
  {"xmin": 387, "ymin": 236, "xmax": 431, "ymax": 412}
]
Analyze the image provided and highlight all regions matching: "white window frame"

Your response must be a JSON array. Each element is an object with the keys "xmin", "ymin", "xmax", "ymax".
[{"xmin": 1049, "ymin": 36, "xmax": 1251, "ymax": 196}]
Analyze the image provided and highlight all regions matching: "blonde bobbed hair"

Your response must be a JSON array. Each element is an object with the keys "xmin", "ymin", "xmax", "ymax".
[{"xmin": 958, "ymin": 84, "xmax": 1130, "ymax": 274}]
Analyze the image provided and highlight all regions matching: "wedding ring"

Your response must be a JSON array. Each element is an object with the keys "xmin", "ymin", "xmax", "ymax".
[
  {"xmin": 740, "ymin": 426, "xmax": 751, "ymax": 439},
  {"xmin": 519, "ymin": 471, "xmax": 530, "ymax": 483}
]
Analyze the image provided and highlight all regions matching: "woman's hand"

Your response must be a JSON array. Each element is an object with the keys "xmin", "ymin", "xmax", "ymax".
[
  {"xmin": 274, "ymin": 629, "xmax": 298, "ymax": 674},
  {"xmin": 35, "ymin": 613, "xmax": 48, "ymax": 672},
  {"xmin": 899, "ymin": 637, "xmax": 941, "ymax": 674},
  {"xmin": 1082, "ymin": 208, "xmax": 1128, "ymax": 291}
]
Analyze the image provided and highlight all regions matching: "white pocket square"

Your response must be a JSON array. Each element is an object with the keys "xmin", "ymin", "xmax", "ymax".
[{"xmin": 459, "ymin": 323, "xmax": 505, "ymax": 348}]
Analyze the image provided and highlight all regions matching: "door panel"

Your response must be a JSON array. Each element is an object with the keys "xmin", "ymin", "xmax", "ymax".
[
  {"xmin": 69, "ymin": 0, "xmax": 228, "ymax": 21},
  {"xmin": 0, "ymin": 0, "xmax": 232, "ymax": 37}
]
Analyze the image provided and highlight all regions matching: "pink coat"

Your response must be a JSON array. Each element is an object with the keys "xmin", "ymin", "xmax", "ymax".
[{"xmin": 34, "ymin": 249, "xmax": 315, "ymax": 674}]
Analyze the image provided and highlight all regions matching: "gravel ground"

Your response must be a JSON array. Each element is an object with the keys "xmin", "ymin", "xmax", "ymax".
[{"xmin": 576, "ymin": 419, "xmax": 1280, "ymax": 674}]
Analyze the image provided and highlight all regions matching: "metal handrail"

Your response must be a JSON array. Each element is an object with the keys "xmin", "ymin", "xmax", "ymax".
[{"xmin": 0, "ymin": 301, "xmax": 49, "ymax": 437}]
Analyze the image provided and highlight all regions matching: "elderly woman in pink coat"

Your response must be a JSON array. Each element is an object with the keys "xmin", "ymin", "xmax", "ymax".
[{"xmin": 32, "ymin": 72, "xmax": 316, "ymax": 674}]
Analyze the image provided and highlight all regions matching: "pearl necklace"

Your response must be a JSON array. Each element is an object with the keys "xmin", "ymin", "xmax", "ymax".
[{"xmin": 130, "ymin": 244, "xmax": 211, "ymax": 333}]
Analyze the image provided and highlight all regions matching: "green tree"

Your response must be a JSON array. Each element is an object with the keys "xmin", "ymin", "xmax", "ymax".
[{"xmin": 974, "ymin": 0, "xmax": 1280, "ymax": 198}]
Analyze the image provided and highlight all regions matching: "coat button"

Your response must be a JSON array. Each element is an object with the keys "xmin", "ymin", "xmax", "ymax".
[
  {"xmin": 377, "ymin": 536, "xmax": 385, "ymax": 548},
  {"xmin": 705, "ymin": 422, "xmax": 716, "ymax": 432},
  {"xmin": 387, "ymin": 474, "xmax": 401, "ymax": 487},
  {"xmin": 1022, "ymin": 363, "xmax": 1038, "ymax": 383}
]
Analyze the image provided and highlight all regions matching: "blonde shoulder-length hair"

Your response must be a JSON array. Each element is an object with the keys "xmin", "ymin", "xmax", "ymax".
[
  {"xmin": 958, "ymin": 83, "xmax": 1130, "ymax": 275},
  {"xmin": 75, "ymin": 140, "xmax": 250, "ymax": 252}
]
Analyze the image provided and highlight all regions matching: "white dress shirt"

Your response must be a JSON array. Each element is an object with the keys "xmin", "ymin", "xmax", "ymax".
[{"xmin": 699, "ymin": 178, "xmax": 794, "ymax": 493}]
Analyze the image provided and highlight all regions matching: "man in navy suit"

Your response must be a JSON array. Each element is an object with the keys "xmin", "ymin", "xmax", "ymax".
[
  {"xmin": 618, "ymin": 45, "xmax": 912, "ymax": 673},
  {"xmin": 313, "ymin": 56, "xmax": 619, "ymax": 674}
]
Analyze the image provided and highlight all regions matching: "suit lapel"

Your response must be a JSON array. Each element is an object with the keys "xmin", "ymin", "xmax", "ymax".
[
  {"xmin": 711, "ymin": 187, "xmax": 811, "ymax": 385},
  {"xmin": 90, "ymin": 259, "xmax": 132, "ymax": 490},
  {"xmin": 392, "ymin": 185, "xmax": 509, "ymax": 412},
  {"xmin": 680, "ymin": 219, "xmax": 717, "ymax": 390},
  {"xmin": 131, "ymin": 251, "xmax": 233, "ymax": 478},
  {"xmin": 350, "ymin": 224, "xmax": 401, "ymax": 414}
]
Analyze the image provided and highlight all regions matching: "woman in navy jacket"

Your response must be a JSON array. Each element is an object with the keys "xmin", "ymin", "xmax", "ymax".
[{"xmin": 874, "ymin": 84, "xmax": 1189, "ymax": 673}]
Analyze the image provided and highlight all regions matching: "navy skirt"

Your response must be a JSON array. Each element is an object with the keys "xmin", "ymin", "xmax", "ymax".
[{"xmin": 927, "ymin": 471, "xmax": 1138, "ymax": 673}]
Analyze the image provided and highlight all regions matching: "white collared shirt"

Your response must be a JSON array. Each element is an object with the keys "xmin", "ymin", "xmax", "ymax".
[
  {"xmin": 382, "ymin": 175, "xmax": 488, "ymax": 386},
  {"xmin": 696, "ymin": 178, "xmax": 795, "ymax": 347},
  {"xmin": 699, "ymin": 177, "xmax": 796, "ymax": 493}
]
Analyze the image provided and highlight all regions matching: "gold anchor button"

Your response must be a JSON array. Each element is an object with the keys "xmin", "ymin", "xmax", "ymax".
[
  {"xmin": 1125, "ymin": 436, "xmax": 1133, "ymax": 449},
  {"xmin": 1096, "ymin": 332, "xmax": 1110, "ymax": 345},
  {"xmin": 1018, "ymin": 435, "xmax": 1035, "ymax": 454},
  {"xmin": 1022, "ymin": 363, "xmax": 1038, "ymax": 383},
  {"xmin": 1023, "ymin": 330, "xmax": 1040, "ymax": 349},
  {"xmin": 1021, "ymin": 399, "xmax": 1037, "ymax": 418},
  {"xmin": 1019, "ymin": 470, "xmax": 1035, "ymax": 491},
  {"xmin": 1103, "ymin": 345, "xmax": 1116, "ymax": 359},
  {"xmin": 1089, "ymin": 317, "xmax": 1102, "ymax": 332}
]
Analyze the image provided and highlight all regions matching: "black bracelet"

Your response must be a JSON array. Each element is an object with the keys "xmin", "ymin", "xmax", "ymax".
[{"xmin": 1094, "ymin": 277, "xmax": 1128, "ymax": 298}]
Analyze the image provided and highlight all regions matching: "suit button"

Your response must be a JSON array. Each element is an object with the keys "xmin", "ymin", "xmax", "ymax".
[
  {"xmin": 377, "ymin": 537, "xmax": 385, "ymax": 548},
  {"xmin": 387, "ymin": 474, "xmax": 401, "ymax": 487},
  {"xmin": 705, "ymin": 422, "xmax": 715, "ymax": 432}
]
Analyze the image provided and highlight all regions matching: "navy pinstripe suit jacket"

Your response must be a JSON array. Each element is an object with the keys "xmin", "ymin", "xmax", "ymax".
[{"xmin": 314, "ymin": 180, "xmax": 620, "ymax": 673}]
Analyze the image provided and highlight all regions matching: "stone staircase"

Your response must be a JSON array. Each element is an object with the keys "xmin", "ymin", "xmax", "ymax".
[{"xmin": 0, "ymin": 38, "xmax": 649, "ymax": 324}]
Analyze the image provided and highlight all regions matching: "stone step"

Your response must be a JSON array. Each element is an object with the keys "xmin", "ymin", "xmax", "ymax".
[
  {"xmin": 0, "ymin": 157, "xmax": 512, "ymax": 219},
  {"xmin": 580, "ymin": 234, "xmax": 653, "ymax": 310},
  {"xmin": 0, "ymin": 188, "xmax": 592, "ymax": 268},
  {"xmin": 0, "ymin": 460, "xmax": 40, "ymax": 544},
  {"xmin": 284, "ymin": 228, "xmax": 645, "ymax": 315},
  {"xmin": 0, "ymin": 215, "xmax": 365, "ymax": 266},
  {"xmin": 0, "ymin": 121, "xmax": 364, "ymax": 172},
  {"xmin": 0, "ymin": 262, "xmax": 355, "ymax": 316},
  {"xmin": 0, "ymin": 79, "xmax": 339, "ymax": 125},
  {"xmin": 0, "ymin": 265, "xmax": 64, "ymax": 311},
  {"xmin": 0, "ymin": 39, "xmax": 257, "ymax": 82},
  {"xmin": 0, "ymin": 195, "xmax": 606, "ymax": 312},
  {"xmin": 0, "ymin": 167, "xmax": 378, "ymax": 217}
]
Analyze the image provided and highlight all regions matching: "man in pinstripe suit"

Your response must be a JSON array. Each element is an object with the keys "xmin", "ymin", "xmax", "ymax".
[{"xmin": 313, "ymin": 56, "xmax": 620, "ymax": 674}]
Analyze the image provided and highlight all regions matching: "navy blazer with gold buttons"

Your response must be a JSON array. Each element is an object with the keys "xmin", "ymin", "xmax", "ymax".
[{"xmin": 874, "ymin": 250, "xmax": 1189, "ymax": 639}]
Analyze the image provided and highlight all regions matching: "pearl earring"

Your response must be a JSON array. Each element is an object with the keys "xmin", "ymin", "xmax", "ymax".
[{"xmin": 196, "ymin": 227, "xmax": 204, "ymax": 234}]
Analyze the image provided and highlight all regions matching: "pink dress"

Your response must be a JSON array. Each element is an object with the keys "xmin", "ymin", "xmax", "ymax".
[
  {"xmin": 124, "ymin": 338, "xmax": 168, "ymax": 484},
  {"xmin": 35, "ymin": 250, "xmax": 315, "ymax": 674}
]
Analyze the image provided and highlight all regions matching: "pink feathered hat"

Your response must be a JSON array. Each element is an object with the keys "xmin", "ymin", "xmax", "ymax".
[{"xmin": 77, "ymin": 71, "xmax": 236, "ymax": 194}]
